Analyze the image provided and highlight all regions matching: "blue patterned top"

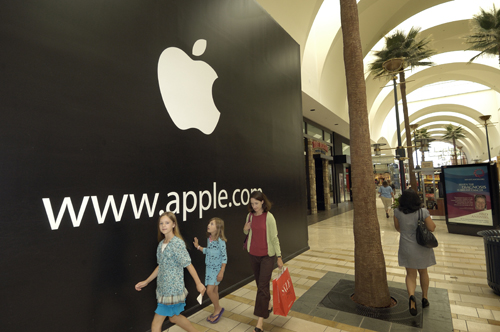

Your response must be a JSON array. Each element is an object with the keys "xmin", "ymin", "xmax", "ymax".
[
  {"xmin": 156, "ymin": 236, "xmax": 191, "ymax": 305},
  {"xmin": 202, "ymin": 238, "xmax": 228, "ymax": 285}
]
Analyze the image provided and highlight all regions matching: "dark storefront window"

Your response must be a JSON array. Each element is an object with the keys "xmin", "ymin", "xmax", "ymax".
[{"xmin": 308, "ymin": 124, "xmax": 323, "ymax": 140}]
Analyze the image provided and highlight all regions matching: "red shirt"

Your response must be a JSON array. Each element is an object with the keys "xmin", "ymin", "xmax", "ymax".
[{"xmin": 249, "ymin": 212, "xmax": 268, "ymax": 256}]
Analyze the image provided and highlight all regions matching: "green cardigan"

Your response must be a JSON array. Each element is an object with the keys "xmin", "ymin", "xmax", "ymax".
[{"xmin": 243, "ymin": 211, "xmax": 282, "ymax": 257}]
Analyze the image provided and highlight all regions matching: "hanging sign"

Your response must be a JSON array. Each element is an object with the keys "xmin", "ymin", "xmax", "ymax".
[{"xmin": 312, "ymin": 140, "xmax": 329, "ymax": 154}]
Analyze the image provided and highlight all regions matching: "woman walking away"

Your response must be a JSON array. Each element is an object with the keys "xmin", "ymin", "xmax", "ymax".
[
  {"xmin": 243, "ymin": 191, "xmax": 283, "ymax": 332},
  {"xmin": 193, "ymin": 217, "xmax": 228, "ymax": 324},
  {"xmin": 394, "ymin": 190, "xmax": 436, "ymax": 316},
  {"xmin": 135, "ymin": 212, "xmax": 206, "ymax": 332},
  {"xmin": 378, "ymin": 180, "xmax": 394, "ymax": 218}
]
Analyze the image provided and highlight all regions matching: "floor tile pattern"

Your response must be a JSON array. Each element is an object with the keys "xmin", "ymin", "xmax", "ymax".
[{"xmin": 293, "ymin": 271, "xmax": 453, "ymax": 331}]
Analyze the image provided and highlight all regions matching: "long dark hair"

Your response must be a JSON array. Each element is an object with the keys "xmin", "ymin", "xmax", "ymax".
[
  {"xmin": 398, "ymin": 189, "xmax": 423, "ymax": 214},
  {"xmin": 247, "ymin": 191, "xmax": 272, "ymax": 213}
]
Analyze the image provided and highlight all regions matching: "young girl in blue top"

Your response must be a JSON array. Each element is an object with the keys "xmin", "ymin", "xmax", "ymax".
[
  {"xmin": 193, "ymin": 217, "xmax": 228, "ymax": 324},
  {"xmin": 135, "ymin": 212, "xmax": 206, "ymax": 332}
]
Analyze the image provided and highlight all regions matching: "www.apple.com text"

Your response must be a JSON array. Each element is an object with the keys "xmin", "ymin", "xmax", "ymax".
[{"xmin": 42, "ymin": 182, "xmax": 262, "ymax": 230}]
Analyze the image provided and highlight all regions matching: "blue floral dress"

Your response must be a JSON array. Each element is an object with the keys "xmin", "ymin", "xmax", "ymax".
[
  {"xmin": 202, "ymin": 237, "xmax": 228, "ymax": 285},
  {"xmin": 156, "ymin": 236, "xmax": 191, "ymax": 305}
]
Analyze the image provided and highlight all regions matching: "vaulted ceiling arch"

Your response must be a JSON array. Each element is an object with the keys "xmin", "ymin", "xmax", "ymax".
[
  {"xmin": 314, "ymin": 0, "xmax": 450, "ymax": 124},
  {"xmin": 399, "ymin": 104, "xmax": 499, "ymax": 144},
  {"xmin": 397, "ymin": 119, "xmax": 481, "ymax": 155},
  {"xmin": 396, "ymin": 116, "xmax": 481, "ymax": 146},
  {"xmin": 370, "ymin": 63, "xmax": 500, "ymax": 138},
  {"xmin": 405, "ymin": 123, "xmax": 475, "ymax": 161},
  {"xmin": 255, "ymin": 0, "xmax": 500, "ymax": 162}
]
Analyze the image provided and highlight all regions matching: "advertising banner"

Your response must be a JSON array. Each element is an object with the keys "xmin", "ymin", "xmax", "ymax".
[
  {"xmin": 442, "ymin": 165, "xmax": 493, "ymax": 226},
  {"xmin": 0, "ymin": 1, "xmax": 307, "ymax": 331}
]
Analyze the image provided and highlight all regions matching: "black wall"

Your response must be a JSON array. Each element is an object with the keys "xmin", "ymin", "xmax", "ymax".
[{"xmin": 0, "ymin": 1, "xmax": 308, "ymax": 331}]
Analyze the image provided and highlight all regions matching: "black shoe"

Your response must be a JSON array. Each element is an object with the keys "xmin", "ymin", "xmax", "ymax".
[
  {"xmin": 422, "ymin": 298, "xmax": 429, "ymax": 308},
  {"xmin": 386, "ymin": 213, "xmax": 389, "ymax": 218},
  {"xmin": 409, "ymin": 295, "xmax": 417, "ymax": 316}
]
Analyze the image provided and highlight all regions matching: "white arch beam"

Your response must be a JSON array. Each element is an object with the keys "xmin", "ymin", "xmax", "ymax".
[
  {"xmin": 371, "ymin": 63, "xmax": 500, "ymax": 138},
  {"xmin": 395, "ymin": 117, "xmax": 481, "ymax": 148}
]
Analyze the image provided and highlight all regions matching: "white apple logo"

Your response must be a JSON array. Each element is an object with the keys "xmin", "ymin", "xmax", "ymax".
[{"xmin": 158, "ymin": 39, "xmax": 220, "ymax": 135}]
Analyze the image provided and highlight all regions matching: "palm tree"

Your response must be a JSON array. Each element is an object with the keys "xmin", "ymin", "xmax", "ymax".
[
  {"xmin": 414, "ymin": 128, "xmax": 431, "ymax": 162},
  {"xmin": 442, "ymin": 124, "xmax": 466, "ymax": 165},
  {"xmin": 339, "ymin": 0, "xmax": 391, "ymax": 307},
  {"xmin": 465, "ymin": 5, "xmax": 500, "ymax": 66},
  {"xmin": 368, "ymin": 28, "xmax": 436, "ymax": 191}
]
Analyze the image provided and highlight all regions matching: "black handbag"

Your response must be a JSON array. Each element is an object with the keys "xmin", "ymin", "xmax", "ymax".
[
  {"xmin": 243, "ymin": 214, "xmax": 252, "ymax": 250},
  {"xmin": 416, "ymin": 209, "xmax": 438, "ymax": 248},
  {"xmin": 243, "ymin": 234, "xmax": 248, "ymax": 250}
]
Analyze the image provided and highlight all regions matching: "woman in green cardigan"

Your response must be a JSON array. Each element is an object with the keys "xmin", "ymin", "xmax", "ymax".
[{"xmin": 243, "ymin": 191, "xmax": 283, "ymax": 332}]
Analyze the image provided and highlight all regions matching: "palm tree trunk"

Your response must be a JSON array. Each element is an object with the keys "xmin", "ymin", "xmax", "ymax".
[
  {"xmin": 339, "ymin": 0, "xmax": 391, "ymax": 307},
  {"xmin": 398, "ymin": 71, "xmax": 417, "ymax": 191}
]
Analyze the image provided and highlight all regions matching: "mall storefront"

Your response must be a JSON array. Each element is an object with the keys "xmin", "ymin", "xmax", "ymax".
[{"xmin": 303, "ymin": 120, "xmax": 352, "ymax": 214}]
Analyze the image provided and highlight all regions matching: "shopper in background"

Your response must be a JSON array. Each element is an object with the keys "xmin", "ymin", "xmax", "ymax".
[{"xmin": 378, "ymin": 180, "xmax": 394, "ymax": 218}]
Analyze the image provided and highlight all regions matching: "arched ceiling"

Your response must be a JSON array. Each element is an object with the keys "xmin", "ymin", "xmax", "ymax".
[
  {"xmin": 370, "ymin": 63, "xmax": 500, "ymax": 136},
  {"xmin": 256, "ymin": 0, "xmax": 500, "ymax": 161},
  {"xmin": 397, "ymin": 116, "xmax": 482, "ymax": 150}
]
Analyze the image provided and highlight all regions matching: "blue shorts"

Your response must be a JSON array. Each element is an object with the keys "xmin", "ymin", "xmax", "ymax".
[{"xmin": 155, "ymin": 302, "xmax": 186, "ymax": 317}]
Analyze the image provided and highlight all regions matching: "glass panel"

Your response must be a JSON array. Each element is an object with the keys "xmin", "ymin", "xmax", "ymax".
[
  {"xmin": 329, "ymin": 164, "xmax": 334, "ymax": 205},
  {"xmin": 342, "ymin": 143, "xmax": 351, "ymax": 156},
  {"xmin": 303, "ymin": 121, "xmax": 306, "ymax": 134},
  {"xmin": 308, "ymin": 124, "xmax": 323, "ymax": 140},
  {"xmin": 325, "ymin": 132, "xmax": 332, "ymax": 143},
  {"xmin": 326, "ymin": 146, "xmax": 332, "ymax": 156},
  {"xmin": 339, "ymin": 173, "xmax": 344, "ymax": 203}
]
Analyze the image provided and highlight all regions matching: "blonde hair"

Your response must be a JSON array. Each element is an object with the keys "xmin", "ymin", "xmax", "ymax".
[
  {"xmin": 157, "ymin": 211, "xmax": 183, "ymax": 242},
  {"xmin": 207, "ymin": 217, "xmax": 227, "ymax": 242}
]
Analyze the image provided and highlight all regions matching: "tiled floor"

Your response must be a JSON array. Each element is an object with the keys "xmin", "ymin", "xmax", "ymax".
[{"xmin": 167, "ymin": 198, "xmax": 500, "ymax": 332}]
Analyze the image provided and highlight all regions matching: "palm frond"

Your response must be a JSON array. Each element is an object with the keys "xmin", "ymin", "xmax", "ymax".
[
  {"xmin": 368, "ymin": 27, "xmax": 436, "ymax": 78},
  {"xmin": 465, "ymin": 5, "xmax": 500, "ymax": 65},
  {"xmin": 442, "ymin": 124, "xmax": 466, "ymax": 140}
]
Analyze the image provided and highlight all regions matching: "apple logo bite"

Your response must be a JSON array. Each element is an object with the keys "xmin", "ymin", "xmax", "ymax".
[{"xmin": 158, "ymin": 39, "xmax": 220, "ymax": 135}]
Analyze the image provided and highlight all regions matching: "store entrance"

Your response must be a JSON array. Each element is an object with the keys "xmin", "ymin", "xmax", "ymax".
[
  {"xmin": 314, "ymin": 154, "xmax": 334, "ymax": 210},
  {"xmin": 315, "ymin": 155, "xmax": 326, "ymax": 210}
]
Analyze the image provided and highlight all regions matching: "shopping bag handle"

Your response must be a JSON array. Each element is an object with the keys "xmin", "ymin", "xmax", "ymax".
[{"xmin": 276, "ymin": 266, "xmax": 286, "ymax": 278}]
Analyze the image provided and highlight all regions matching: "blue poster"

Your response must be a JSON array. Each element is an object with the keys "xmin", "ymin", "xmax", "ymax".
[{"xmin": 443, "ymin": 166, "xmax": 493, "ymax": 226}]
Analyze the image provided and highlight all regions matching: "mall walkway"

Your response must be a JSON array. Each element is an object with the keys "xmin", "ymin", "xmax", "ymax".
[{"xmin": 167, "ymin": 199, "xmax": 500, "ymax": 332}]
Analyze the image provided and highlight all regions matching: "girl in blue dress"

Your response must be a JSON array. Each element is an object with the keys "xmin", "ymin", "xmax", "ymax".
[
  {"xmin": 135, "ymin": 212, "xmax": 206, "ymax": 332},
  {"xmin": 193, "ymin": 217, "xmax": 228, "ymax": 324}
]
